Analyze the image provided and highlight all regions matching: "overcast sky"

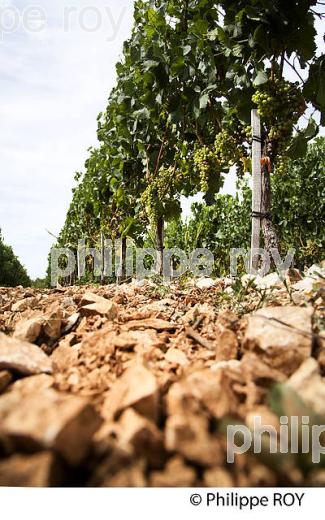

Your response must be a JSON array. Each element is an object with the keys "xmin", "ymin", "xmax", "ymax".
[
  {"xmin": 0, "ymin": 1, "xmax": 324, "ymax": 279},
  {"xmin": 0, "ymin": 0, "xmax": 134, "ymax": 279}
]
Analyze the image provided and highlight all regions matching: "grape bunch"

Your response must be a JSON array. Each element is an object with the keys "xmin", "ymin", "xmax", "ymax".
[
  {"xmin": 252, "ymin": 80, "xmax": 306, "ymax": 151},
  {"xmin": 215, "ymin": 129, "xmax": 247, "ymax": 169},
  {"xmin": 274, "ymin": 155, "xmax": 290, "ymax": 176},
  {"xmin": 194, "ymin": 128, "xmax": 249, "ymax": 191},
  {"xmin": 141, "ymin": 165, "xmax": 186, "ymax": 224},
  {"xmin": 244, "ymin": 125, "xmax": 252, "ymax": 143},
  {"xmin": 194, "ymin": 146, "xmax": 221, "ymax": 192}
]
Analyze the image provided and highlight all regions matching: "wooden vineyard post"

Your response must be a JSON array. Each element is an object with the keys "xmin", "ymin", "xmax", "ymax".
[
  {"xmin": 77, "ymin": 247, "xmax": 81, "ymax": 280},
  {"xmin": 156, "ymin": 216, "xmax": 164, "ymax": 276},
  {"xmin": 100, "ymin": 232, "xmax": 105, "ymax": 285},
  {"xmin": 250, "ymin": 109, "xmax": 262, "ymax": 273}
]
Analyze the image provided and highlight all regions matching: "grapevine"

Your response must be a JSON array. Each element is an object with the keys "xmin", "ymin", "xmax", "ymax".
[
  {"xmin": 141, "ymin": 165, "xmax": 187, "ymax": 224},
  {"xmin": 193, "ymin": 146, "xmax": 221, "ymax": 192},
  {"xmin": 194, "ymin": 127, "xmax": 249, "ymax": 192},
  {"xmin": 252, "ymin": 79, "xmax": 306, "ymax": 154}
]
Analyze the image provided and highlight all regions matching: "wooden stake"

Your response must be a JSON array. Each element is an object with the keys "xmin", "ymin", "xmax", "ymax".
[
  {"xmin": 100, "ymin": 232, "xmax": 105, "ymax": 285},
  {"xmin": 250, "ymin": 109, "xmax": 262, "ymax": 273}
]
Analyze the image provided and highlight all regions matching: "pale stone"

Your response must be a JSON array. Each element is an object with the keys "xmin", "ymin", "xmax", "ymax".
[
  {"xmin": 122, "ymin": 318, "xmax": 178, "ymax": 331},
  {"xmin": 42, "ymin": 306, "xmax": 63, "ymax": 340},
  {"xmin": 102, "ymin": 363, "xmax": 158, "ymax": 422},
  {"xmin": 0, "ymin": 333, "xmax": 52, "ymax": 375},
  {"xmin": 165, "ymin": 348, "xmax": 189, "ymax": 366},
  {"xmin": 11, "ymin": 297, "xmax": 38, "ymax": 312},
  {"xmin": 150, "ymin": 457, "xmax": 196, "ymax": 487},
  {"xmin": 203, "ymin": 467, "xmax": 235, "ymax": 487},
  {"xmin": 13, "ymin": 317, "xmax": 43, "ymax": 343},
  {"xmin": 243, "ymin": 306, "xmax": 313, "ymax": 375},
  {"xmin": 62, "ymin": 312, "xmax": 80, "ymax": 334},
  {"xmin": 81, "ymin": 299, "xmax": 118, "ymax": 319},
  {"xmin": 196, "ymin": 278, "xmax": 216, "ymax": 290},
  {"xmin": 0, "ymin": 452, "xmax": 59, "ymax": 487},
  {"xmin": 51, "ymin": 344, "xmax": 79, "ymax": 372},
  {"xmin": 256, "ymin": 272, "xmax": 283, "ymax": 290},
  {"xmin": 241, "ymin": 274, "xmax": 263, "ymax": 288},
  {"xmin": 9, "ymin": 374, "xmax": 54, "ymax": 395},
  {"xmin": 0, "ymin": 388, "xmax": 102, "ymax": 465},
  {"xmin": 292, "ymin": 277, "xmax": 316, "ymax": 292},
  {"xmin": 286, "ymin": 358, "xmax": 325, "ymax": 415}
]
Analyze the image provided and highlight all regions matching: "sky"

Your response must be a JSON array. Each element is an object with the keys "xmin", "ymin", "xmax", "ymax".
[
  {"xmin": 0, "ymin": 0, "xmax": 134, "ymax": 279},
  {"xmin": 0, "ymin": 0, "xmax": 324, "ymax": 279}
]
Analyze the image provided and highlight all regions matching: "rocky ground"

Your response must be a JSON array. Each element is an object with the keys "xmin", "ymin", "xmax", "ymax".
[{"xmin": 0, "ymin": 265, "xmax": 324, "ymax": 487}]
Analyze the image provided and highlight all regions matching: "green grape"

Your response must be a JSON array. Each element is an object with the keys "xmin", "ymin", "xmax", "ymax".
[
  {"xmin": 193, "ymin": 126, "xmax": 249, "ymax": 193},
  {"xmin": 252, "ymin": 79, "xmax": 306, "ymax": 152},
  {"xmin": 274, "ymin": 155, "xmax": 290, "ymax": 176},
  {"xmin": 141, "ymin": 165, "xmax": 188, "ymax": 224},
  {"xmin": 193, "ymin": 146, "xmax": 220, "ymax": 192}
]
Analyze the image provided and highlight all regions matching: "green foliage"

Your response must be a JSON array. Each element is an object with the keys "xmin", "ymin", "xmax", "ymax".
[
  {"xmin": 166, "ymin": 138, "xmax": 325, "ymax": 274},
  {"xmin": 272, "ymin": 137, "xmax": 325, "ymax": 267},
  {"xmin": 0, "ymin": 231, "xmax": 31, "ymax": 287},
  {"xmin": 166, "ymin": 191, "xmax": 251, "ymax": 276},
  {"xmin": 55, "ymin": 0, "xmax": 324, "ymax": 276},
  {"xmin": 32, "ymin": 278, "xmax": 48, "ymax": 289}
]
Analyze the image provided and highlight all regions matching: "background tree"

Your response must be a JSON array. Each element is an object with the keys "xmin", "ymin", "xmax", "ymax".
[{"xmin": 0, "ymin": 230, "xmax": 31, "ymax": 287}]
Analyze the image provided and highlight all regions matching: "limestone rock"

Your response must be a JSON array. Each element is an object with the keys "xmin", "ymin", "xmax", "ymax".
[
  {"xmin": 13, "ymin": 317, "xmax": 43, "ymax": 343},
  {"xmin": 203, "ymin": 467, "xmax": 235, "ymax": 487},
  {"xmin": 306, "ymin": 264, "xmax": 325, "ymax": 278},
  {"xmin": 245, "ymin": 405, "xmax": 280, "ymax": 432},
  {"xmin": 243, "ymin": 306, "xmax": 313, "ymax": 375},
  {"xmin": 51, "ymin": 344, "xmax": 79, "ymax": 372},
  {"xmin": 168, "ymin": 369, "xmax": 240, "ymax": 420},
  {"xmin": 292, "ymin": 277, "xmax": 316, "ymax": 293},
  {"xmin": 196, "ymin": 278, "xmax": 216, "ymax": 290},
  {"xmin": 210, "ymin": 359, "xmax": 241, "ymax": 372},
  {"xmin": 118, "ymin": 408, "xmax": 165, "ymax": 466},
  {"xmin": 62, "ymin": 312, "xmax": 80, "ymax": 334},
  {"xmin": 165, "ymin": 412, "xmax": 223, "ymax": 467},
  {"xmin": 150, "ymin": 457, "xmax": 196, "ymax": 487},
  {"xmin": 0, "ymin": 389, "xmax": 102, "ymax": 465},
  {"xmin": 102, "ymin": 460, "xmax": 147, "ymax": 487},
  {"xmin": 165, "ymin": 372, "xmax": 226, "ymax": 466},
  {"xmin": 216, "ymin": 329, "xmax": 238, "ymax": 362},
  {"xmin": 241, "ymin": 274, "xmax": 263, "ymax": 288},
  {"xmin": 256, "ymin": 272, "xmax": 283, "ymax": 290},
  {"xmin": 0, "ymin": 452, "xmax": 60, "ymax": 487},
  {"xmin": 242, "ymin": 273, "xmax": 283, "ymax": 291},
  {"xmin": 306, "ymin": 469, "xmax": 325, "ymax": 487},
  {"xmin": 81, "ymin": 295, "xmax": 118, "ymax": 319},
  {"xmin": 0, "ymin": 333, "xmax": 53, "ymax": 375},
  {"xmin": 102, "ymin": 363, "xmax": 159, "ymax": 422},
  {"xmin": 122, "ymin": 318, "xmax": 178, "ymax": 331},
  {"xmin": 286, "ymin": 358, "xmax": 325, "ymax": 415},
  {"xmin": 80, "ymin": 292, "xmax": 107, "ymax": 305},
  {"xmin": 8, "ymin": 374, "xmax": 54, "ymax": 395},
  {"xmin": 165, "ymin": 348, "xmax": 189, "ymax": 366},
  {"xmin": 42, "ymin": 306, "xmax": 63, "ymax": 340},
  {"xmin": 11, "ymin": 297, "xmax": 38, "ymax": 312}
]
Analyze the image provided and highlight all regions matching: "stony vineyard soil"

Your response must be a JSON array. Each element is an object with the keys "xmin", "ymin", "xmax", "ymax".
[{"xmin": 0, "ymin": 268, "xmax": 324, "ymax": 487}]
